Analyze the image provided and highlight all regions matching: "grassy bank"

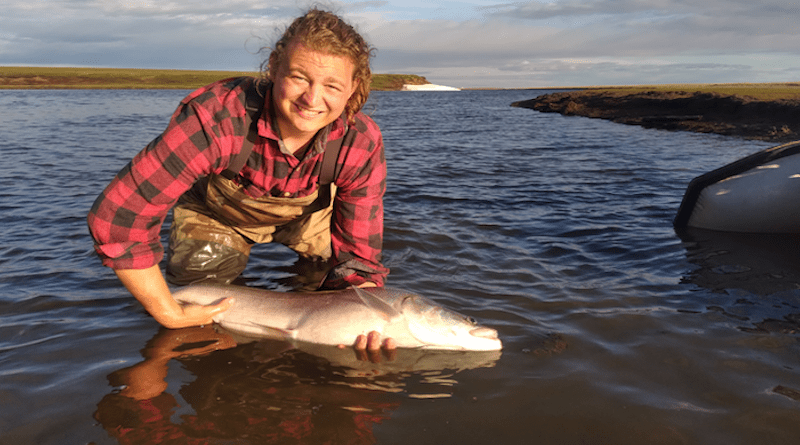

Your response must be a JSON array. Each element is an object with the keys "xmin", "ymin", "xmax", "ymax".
[
  {"xmin": 583, "ymin": 83, "xmax": 800, "ymax": 101},
  {"xmin": 0, "ymin": 66, "xmax": 429, "ymax": 91},
  {"xmin": 369, "ymin": 74, "xmax": 429, "ymax": 91}
]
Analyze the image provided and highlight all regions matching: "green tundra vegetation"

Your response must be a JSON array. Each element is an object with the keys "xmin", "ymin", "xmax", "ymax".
[
  {"xmin": 585, "ymin": 83, "xmax": 800, "ymax": 101},
  {"xmin": 0, "ymin": 66, "xmax": 429, "ymax": 91},
  {"xmin": 3, "ymin": 67, "xmax": 798, "ymax": 100}
]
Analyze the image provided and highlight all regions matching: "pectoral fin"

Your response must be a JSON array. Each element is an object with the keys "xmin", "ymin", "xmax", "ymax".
[
  {"xmin": 251, "ymin": 323, "xmax": 294, "ymax": 340},
  {"xmin": 353, "ymin": 286, "xmax": 401, "ymax": 321}
]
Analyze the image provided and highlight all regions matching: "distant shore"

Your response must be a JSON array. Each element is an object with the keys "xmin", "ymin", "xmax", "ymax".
[
  {"xmin": 0, "ymin": 67, "xmax": 429, "ymax": 91},
  {"xmin": 513, "ymin": 84, "xmax": 800, "ymax": 142},
  {"xmin": 6, "ymin": 68, "xmax": 799, "ymax": 141}
]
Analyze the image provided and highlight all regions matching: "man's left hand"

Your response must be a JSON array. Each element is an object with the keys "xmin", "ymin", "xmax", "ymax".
[{"xmin": 353, "ymin": 330, "xmax": 397, "ymax": 362}]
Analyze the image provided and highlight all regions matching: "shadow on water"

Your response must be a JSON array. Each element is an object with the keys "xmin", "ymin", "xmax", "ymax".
[
  {"xmin": 676, "ymin": 227, "xmax": 800, "ymax": 334},
  {"xmin": 94, "ymin": 326, "xmax": 503, "ymax": 444}
]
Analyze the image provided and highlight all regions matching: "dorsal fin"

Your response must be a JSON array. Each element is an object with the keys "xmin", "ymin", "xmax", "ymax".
[{"xmin": 352, "ymin": 286, "xmax": 401, "ymax": 321}]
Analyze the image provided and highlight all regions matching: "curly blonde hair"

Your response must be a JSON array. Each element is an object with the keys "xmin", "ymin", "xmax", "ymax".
[{"xmin": 263, "ymin": 8, "xmax": 374, "ymax": 123}]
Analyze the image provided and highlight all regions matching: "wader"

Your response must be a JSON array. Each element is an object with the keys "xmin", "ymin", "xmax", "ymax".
[
  {"xmin": 166, "ymin": 79, "xmax": 345, "ymax": 285},
  {"xmin": 165, "ymin": 174, "xmax": 336, "ymax": 285}
]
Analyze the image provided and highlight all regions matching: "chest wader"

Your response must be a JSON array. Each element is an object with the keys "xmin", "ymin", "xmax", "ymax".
[{"xmin": 166, "ymin": 81, "xmax": 344, "ymax": 286}]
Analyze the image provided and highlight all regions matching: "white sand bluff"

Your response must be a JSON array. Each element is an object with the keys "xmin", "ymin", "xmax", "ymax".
[{"xmin": 401, "ymin": 84, "xmax": 461, "ymax": 91}]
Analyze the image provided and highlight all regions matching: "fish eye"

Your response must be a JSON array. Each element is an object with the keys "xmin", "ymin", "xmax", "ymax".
[{"xmin": 466, "ymin": 316, "xmax": 477, "ymax": 325}]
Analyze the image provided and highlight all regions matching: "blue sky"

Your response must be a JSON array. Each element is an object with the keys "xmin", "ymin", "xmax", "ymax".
[{"xmin": 2, "ymin": 0, "xmax": 798, "ymax": 88}]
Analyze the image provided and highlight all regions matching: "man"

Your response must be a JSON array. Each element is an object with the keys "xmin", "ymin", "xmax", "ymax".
[{"xmin": 87, "ymin": 9, "xmax": 393, "ymax": 351}]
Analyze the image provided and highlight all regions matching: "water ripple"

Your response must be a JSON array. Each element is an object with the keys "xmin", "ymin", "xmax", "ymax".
[{"xmin": 1, "ymin": 88, "xmax": 797, "ymax": 444}]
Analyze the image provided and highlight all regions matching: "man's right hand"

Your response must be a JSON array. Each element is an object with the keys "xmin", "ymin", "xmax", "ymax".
[{"xmin": 115, "ymin": 265, "xmax": 234, "ymax": 329}]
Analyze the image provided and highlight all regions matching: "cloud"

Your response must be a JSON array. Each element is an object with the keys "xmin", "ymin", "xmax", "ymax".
[
  {"xmin": 1, "ymin": 0, "xmax": 798, "ymax": 87},
  {"xmin": 482, "ymin": 0, "xmax": 800, "ymax": 55},
  {"xmin": 0, "ymin": 0, "xmax": 303, "ymax": 68},
  {"xmin": 359, "ymin": 0, "xmax": 800, "ymax": 86},
  {"xmin": 381, "ymin": 56, "xmax": 764, "ymax": 89},
  {"xmin": 487, "ymin": 0, "xmax": 799, "ymax": 23},
  {"xmin": 0, "ymin": 0, "xmax": 394, "ymax": 68}
]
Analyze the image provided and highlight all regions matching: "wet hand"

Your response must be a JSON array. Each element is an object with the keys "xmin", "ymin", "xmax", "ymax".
[
  {"xmin": 115, "ymin": 265, "xmax": 235, "ymax": 330},
  {"xmin": 160, "ymin": 297, "xmax": 235, "ymax": 329},
  {"xmin": 351, "ymin": 330, "xmax": 397, "ymax": 363}
]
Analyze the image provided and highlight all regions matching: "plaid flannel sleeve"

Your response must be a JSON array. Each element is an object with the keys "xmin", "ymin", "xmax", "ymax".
[
  {"xmin": 87, "ymin": 79, "xmax": 248, "ymax": 269},
  {"xmin": 323, "ymin": 113, "xmax": 390, "ymax": 288}
]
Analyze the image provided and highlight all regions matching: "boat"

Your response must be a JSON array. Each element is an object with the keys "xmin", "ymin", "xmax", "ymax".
[{"xmin": 674, "ymin": 140, "xmax": 800, "ymax": 233}]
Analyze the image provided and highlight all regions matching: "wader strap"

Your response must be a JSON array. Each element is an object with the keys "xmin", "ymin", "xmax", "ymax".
[
  {"xmin": 219, "ymin": 79, "xmax": 348, "ymax": 185},
  {"xmin": 221, "ymin": 80, "xmax": 265, "ymax": 181},
  {"xmin": 319, "ymin": 124, "xmax": 348, "ymax": 185}
]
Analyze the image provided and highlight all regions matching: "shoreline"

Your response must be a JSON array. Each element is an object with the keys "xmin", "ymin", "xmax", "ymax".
[
  {"xmin": 5, "ymin": 67, "xmax": 800, "ymax": 141},
  {"xmin": 0, "ymin": 66, "xmax": 428, "ymax": 91},
  {"xmin": 512, "ymin": 86, "xmax": 800, "ymax": 142}
]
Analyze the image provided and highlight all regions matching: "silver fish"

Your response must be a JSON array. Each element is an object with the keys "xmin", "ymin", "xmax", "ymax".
[{"xmin": 172, "ymin": 284, "xmax": 502, "ymax": 351}]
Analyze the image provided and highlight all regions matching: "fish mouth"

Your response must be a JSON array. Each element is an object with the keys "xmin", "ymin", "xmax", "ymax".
[{"xmin": 470, "ymin": 327, "xmax": 499, "ymax": 340}]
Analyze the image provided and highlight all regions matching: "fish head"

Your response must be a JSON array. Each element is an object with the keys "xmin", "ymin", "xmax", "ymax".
[{"xmin": 400, "ymin": 294, "xmax": 502, "ymax": 351}]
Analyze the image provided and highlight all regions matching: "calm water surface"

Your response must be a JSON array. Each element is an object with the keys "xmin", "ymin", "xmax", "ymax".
[{"xmin": 1, "ymin": 88, "xmax": 799, "ymax": 444}]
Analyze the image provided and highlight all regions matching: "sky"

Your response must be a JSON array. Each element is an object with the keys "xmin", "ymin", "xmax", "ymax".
[{"xmin": 1, "ymin": 0, "xmax": 799, "ymax": 89}]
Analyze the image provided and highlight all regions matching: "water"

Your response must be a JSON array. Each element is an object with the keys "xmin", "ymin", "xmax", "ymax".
[{"xmin": 1, "ymin": 87, "xmax": 799, "ymax": 444}]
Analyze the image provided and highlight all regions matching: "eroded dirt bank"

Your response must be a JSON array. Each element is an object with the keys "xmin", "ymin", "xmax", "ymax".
[{"xmin": 513, "ymin": 90, "xmax": 800, "ymax": 142}]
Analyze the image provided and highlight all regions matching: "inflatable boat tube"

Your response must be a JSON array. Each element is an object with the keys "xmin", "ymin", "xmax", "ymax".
[{"xmin": 674, "ymin": 140, "xmax": 800, "ymax": 233}]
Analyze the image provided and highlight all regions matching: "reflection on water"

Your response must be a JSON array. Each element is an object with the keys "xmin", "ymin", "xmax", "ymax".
[
  {"xmin": 95, "ymin": 327, "xmax": 393, "ymax": 444},
  {"xmin": 94, "ymin": 326, "xmax": 504, "ymax": 443},
  {"xmin": 678, "ymin": 227, "xmax": 800, "ymax": 334},
  {"xmin": 679, "ymin": 227, "xmax": 800, "ymax": 294}
]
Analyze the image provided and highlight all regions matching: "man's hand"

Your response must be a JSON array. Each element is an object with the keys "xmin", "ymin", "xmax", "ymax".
[
  {"xmin": 354, "ymin": 331, "xmax": 396, "ymax": 351},
  {"xmin": 350, "ymin": 330, "xmax": 397, "ymax": 363},
  {"xmin": 171, "ymin": 298, "xmax": 235, "ymax": 329},
  {"xmin": 348, "ymin": 283, "xmax": 397, "ymax": 360},
  {"xmin": 115, "ymin": 265, "xmax": 234, "ymax": 329}
]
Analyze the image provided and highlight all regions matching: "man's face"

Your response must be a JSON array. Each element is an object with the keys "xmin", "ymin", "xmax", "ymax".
[{"xmin": 272, "ymin": 42, "xmax": 357, "ymax": 148}]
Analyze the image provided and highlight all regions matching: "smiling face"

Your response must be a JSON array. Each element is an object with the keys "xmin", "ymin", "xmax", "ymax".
[{"xmin": 271, "ymin": 41, "xmax": 358, "ymax": 150}]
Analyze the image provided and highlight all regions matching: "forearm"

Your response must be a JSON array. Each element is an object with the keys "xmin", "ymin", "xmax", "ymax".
[
  {"xmin": 115, "ymin": 265, "xmax": 184, "ymax": 328},
  {"xmin": 115, "ymin": 265, "xmax": 234, "ymax": 329}
]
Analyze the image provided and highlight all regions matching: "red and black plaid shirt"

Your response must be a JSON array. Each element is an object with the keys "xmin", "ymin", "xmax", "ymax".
[{"xmin": 88, "ymin": 77, "xmax": 388, "ymax": 287}]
